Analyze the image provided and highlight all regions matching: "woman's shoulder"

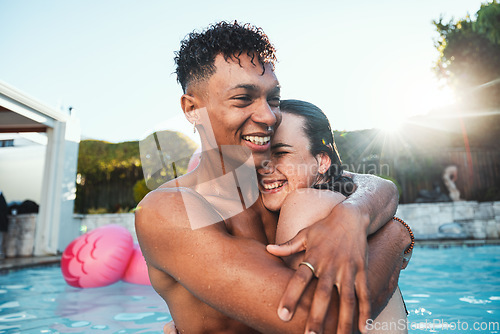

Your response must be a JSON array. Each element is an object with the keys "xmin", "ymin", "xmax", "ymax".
[{"xmin": 283, "ymin": 188, "xmax": 346, "ymax": 210}]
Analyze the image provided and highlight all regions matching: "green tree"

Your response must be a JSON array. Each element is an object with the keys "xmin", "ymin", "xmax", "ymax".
[
  {"xmin": 433, "ymin": 1, "xmax": 500, "ymax": 109},
  {"xmin": 133, "ymin": 179, "xmax": 150, "ymax": 204},
  {"xmin": 75, "ymin": 131, "xmax": 197, "ymax": 213},
  {"xmin": 75, "ymin": 140, "xmax": 143, "ymax": 213}
]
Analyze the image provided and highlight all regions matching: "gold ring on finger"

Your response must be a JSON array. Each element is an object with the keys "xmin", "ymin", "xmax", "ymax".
[{"xmin": 299, "ymin": 261, "xmax": 317, "ymax": 277}]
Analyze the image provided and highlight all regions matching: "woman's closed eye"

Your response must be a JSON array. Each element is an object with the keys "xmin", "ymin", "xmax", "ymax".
[
  {"xmin": 272, "ymin": 151, "xmax": 289, "ymax": 158},
  {"xmin": 267, "ymin": 96, "xmax": 280, "ymax": 108}
]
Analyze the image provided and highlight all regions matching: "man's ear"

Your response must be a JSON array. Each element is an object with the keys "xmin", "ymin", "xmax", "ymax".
[
  {"xmin": 316, "ymin": 152, "xmax": 332, "ymax": 174},
  {"xmin": 181, "ymin": 94, "xmax": 199, "ymax": 124}
]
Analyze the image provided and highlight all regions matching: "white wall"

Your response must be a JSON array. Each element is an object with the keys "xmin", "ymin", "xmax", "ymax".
[
  {"xmin": 74, "ymin": 213, "xmax": 137, "ymax": 242},
  {"xmin": 0, "ymin": 145, "xmax": 46, "ymax": 204},
  {"xmin": 396, "ymin": 201, "xmax": 500, "ymax": 240}
]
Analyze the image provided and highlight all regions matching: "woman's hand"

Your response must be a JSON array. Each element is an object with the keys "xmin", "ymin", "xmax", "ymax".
[
  {"xmin": 163, "ymin": 320, "xmax": 178, "ymax": 334},
  {"xmin": 402, "ymin": 248, "xmax": 413, "ymax": 270},
  {"xmin": 267, "ymin": 202, "xmax": 371, "ymax": 334}
]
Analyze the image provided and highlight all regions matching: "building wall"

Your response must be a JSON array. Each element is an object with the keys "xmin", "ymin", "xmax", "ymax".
[{"xmin": 0, "ymin": 145, "xmax": 45, "ymax": 203}]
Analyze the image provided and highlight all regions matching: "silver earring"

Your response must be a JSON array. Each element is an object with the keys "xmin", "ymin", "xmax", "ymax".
[{"xmin": 193, "ymin": 121, "xmax": 197, "ymax": 133}]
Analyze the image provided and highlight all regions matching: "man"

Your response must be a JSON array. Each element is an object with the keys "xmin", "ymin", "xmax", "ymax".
[{"xmin": 136, "ymin": 21, "xmax": 410, "ymax": 334}]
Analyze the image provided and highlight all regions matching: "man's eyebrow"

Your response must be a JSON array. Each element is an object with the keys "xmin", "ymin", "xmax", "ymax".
[
  {"xmin": 271, "ymin": 143, "xmax": 292, "ymax": 150},
  {"xmin": 229, "ymin": 84, "xmax": 281, "ymax": 93},
  {"xmin": 229, "ymin": 84, "xmax": 259, "ymax": 91}
]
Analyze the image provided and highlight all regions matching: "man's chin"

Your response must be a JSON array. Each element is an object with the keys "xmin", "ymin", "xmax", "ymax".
[
  {"xmin": 252, "ymin": 152, "xmax": 271, "ymax": 170},
  {"xmin": 260, "ymin": 196, "xmax": 282, "ymax": 213}
]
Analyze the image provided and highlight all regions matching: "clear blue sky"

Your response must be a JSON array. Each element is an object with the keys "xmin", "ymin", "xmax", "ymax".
[{"xmin": 0, "ymin": 0, "xmax": 486, "ymax": 143}]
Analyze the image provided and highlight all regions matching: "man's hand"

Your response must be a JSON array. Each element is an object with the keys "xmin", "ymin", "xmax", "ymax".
[{"xmin": 267, "ymin": 202, "xmax": 371, "ymax": 334}]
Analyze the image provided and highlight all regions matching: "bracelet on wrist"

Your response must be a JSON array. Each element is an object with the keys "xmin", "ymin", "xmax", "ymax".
[{"xmin": 393, "ymin": 216, "xmax": 414, "ymax": 254}]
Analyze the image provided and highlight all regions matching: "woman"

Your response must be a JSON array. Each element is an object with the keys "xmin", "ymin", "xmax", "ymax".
[{"xmin": 258, "ymin": 99, "xmax": 409, "ymax": 333}]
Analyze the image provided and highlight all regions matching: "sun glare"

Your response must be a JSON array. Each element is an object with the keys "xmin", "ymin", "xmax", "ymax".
[
  {"xmin": 377, "ymin": 116, "xmax": 404, "ymax": 133},
  {"xmin": 375, "ymin": 75, "xmax": 456, "ymax": 134},
  {"xmin": 419, "ymin": 84, "xmax": 456, "ymax": 112}
]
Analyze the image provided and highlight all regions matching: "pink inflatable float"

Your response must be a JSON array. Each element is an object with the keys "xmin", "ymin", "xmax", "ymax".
[
  {"xmin": 61, "ymin": 224, "xmax": 151, "ymax": 288},
  {"xmin": 122, "ymin": 243, "xmax": 150, "ymax": 285}
]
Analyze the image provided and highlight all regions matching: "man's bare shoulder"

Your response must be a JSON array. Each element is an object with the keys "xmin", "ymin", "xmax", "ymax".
[
  {"xmin": 139, "ymin": 187, "xmax": 197, "ymax": 211},
  {"xmin": 136, "ymin": 186, "xmax": 223, "ymax": 231},
  {"xmin": 157, "ymin": 172, "xmax": 197, "ymax": 190},
  {"xmin": 135, "ymin": 186, "xmax": 230, "ymax": 273}
]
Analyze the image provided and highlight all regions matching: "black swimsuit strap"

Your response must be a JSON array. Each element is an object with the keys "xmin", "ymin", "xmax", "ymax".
[{"xmin": 399, "ymin": 287, "xmax": 409, "ymax": 315}]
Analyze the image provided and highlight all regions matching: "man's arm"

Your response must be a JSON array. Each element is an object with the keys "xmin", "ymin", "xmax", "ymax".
[
  {"xmin": 267, "ymin": 173, "xmax": 400, "ymax": 333},
  {"xmin": 344, "ymin": 171, "xmax": 399, "ymax": 235},
  {"xmin": 136, "ymin": 187, "xmax": 407, "ymax": 334}
]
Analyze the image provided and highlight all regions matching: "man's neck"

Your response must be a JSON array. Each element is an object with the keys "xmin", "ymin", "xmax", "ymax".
[{"xmin": 194, "ymin": 146, "xmax": 259, "ymax": 200}]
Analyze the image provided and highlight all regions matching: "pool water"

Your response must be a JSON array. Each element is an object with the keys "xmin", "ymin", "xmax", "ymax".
[
  {"xmin": 0, "ymin": 267, "xmax": 170, "ymax": 333},
  {"xmin": 399, "ymin": 245, "xmax": 500, "ymax": 333},
  {"xmin": 0, "ymin": 245, "xmax": 498, "ymax": 333}
]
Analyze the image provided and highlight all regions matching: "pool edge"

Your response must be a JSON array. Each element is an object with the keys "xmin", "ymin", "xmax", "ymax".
[
  {"xmin": 0, "ymin": 255, "xmax": 61, "ymax": 272},
  {"xmin": 415, "ymin": 239, "xmax": 500, "ymax": 248}
]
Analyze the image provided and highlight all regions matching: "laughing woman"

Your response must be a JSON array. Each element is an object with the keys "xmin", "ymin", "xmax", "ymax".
[{"xmin": 258, "ymin": 99, "xmax": 411, "ymax": 334}]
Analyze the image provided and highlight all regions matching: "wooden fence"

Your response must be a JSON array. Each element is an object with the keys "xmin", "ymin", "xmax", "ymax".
[{"xmin": 393, "ymin": 149, "xmax": 500, "ymax": 203}]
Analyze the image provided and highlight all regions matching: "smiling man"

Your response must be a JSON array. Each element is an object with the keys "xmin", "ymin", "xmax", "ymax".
[{"xmin": 135, "ymin": 21, "xmax": 410, "ymax": 334}]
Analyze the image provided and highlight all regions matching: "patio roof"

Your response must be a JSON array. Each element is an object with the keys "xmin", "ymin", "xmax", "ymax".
[
  {"xmin": 0, "ymin": 80, "xmax": 81, "ymax": 256},
  {"xmin": 0, "ymin": 81, "xmax": 71, "ymax": 133}
]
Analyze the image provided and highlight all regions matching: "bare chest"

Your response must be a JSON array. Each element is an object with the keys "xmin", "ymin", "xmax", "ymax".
[{"xmin": 219, "ymin": 198, "xmax": 278, "ymax": 245}]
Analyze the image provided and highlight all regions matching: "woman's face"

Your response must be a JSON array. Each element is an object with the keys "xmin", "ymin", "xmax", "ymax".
[{"xmin": 257, "ymin": 113, "xmax": 323, "ymax": 212}]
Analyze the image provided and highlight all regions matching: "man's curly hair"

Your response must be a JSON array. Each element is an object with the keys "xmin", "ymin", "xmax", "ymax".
[{"xmin": 175, "ymin": 21, "xmax": 277, "ymax": 92}]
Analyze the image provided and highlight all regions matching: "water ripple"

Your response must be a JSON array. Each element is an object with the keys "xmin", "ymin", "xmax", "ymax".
[
  {"xmin": 0, "ymin": 312, "xmax": 37, "ymax": 322},
  {"xmin": 0, "ymin": 301, "xmax": 19, "ymax": 309},
  {"xmin": 459, "ymin": 296, "xmax": 492, "ymax": 304},
  {"xmin": 114, "ymin": 312, "xmax": 155, "ymax": 321}
]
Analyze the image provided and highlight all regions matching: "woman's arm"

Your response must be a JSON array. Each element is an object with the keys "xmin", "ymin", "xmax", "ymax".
[
  {"xmin": 276, "ymin": 191, "xmax": 408, "ymax": 333},
  {"xmin": 275, "ymin": 188, "xmax": 346, "ymax": 268},
  {"xmin": 276, "ymin": 188, "xmax": 346, "ymax": 244},
  {"xmin": 268, "ymin": 174, "xmax": 400, "ymax": 333}
]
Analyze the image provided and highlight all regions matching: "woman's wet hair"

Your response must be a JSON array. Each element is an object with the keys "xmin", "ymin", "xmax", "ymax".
[
  {"xmin": 279, "ymin": 99, "xmax": 355, "ymax": 196},
  {"xmin": 175, "ymin": 21, "xmax": 277, "ymax": 93}
]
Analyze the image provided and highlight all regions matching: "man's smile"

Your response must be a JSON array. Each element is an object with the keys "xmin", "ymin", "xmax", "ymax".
[{"xmin": 242, "ymin": 135, "xmax": 271, "ymax": 146}]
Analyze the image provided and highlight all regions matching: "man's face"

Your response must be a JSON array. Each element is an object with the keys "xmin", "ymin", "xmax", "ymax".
[{"xmin": 195, "ymin": 53, "xmax": 281, "ymax": 167}]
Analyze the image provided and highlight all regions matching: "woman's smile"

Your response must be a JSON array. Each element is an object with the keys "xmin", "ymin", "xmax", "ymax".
[{"xmin": 260, "ymin": 179, "xmax": 287, "ymax": 193}]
